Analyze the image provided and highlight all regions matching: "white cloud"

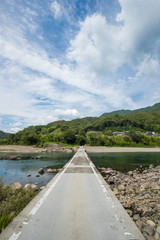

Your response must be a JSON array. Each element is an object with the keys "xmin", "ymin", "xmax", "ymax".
[
  {"xmin": 10, "ymin": 122, "xmax": 22, "ymax": 127},
  {"xmin": 10, "ymin": 127, "xmax": 22, "ymax": 133},
  {"xmin": 0, "ymin": 0, "xmax": 160, "ymax": 131},
  {"xmin": 51, "ymin": 1, "xmax": 62, "ymax": 19}
]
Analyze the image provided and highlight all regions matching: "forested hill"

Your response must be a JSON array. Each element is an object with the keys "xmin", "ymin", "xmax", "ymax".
[
  {"xmin": 0, "ymin": 130, "xmax": 10, "ymax": 139},
  {"xmin": 5, "ymin": 111, "xmax": 160, "ymax": 147},
  {"xmin": 101, "ymin": 102, "xmax": 160, "ymax": 117}
]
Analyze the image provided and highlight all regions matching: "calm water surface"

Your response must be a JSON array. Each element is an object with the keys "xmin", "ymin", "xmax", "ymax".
[
  {"xmin": 88, "ymin": 152, "xmax": 160, "ymax": 172},
  {"xmin": 0, "ymin": 152, "xmax": 160, "ymax": 186},
  {"xmin": 0, "ymin": 153, "xmax": 74, "ymax": 187}
]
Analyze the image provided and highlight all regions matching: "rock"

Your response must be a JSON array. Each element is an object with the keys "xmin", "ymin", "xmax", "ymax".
[
  {"xmin": 113, "ymin": 188, "xmax": 119, "ymax": 195},
  {"xmin": 11, "ymin": 182, "xmax": 22, "ymax": 190},
  {"xmin": 140, "ymin": 183, "xmax": 151, "ymax": 191},
  {"xmin": 40, "ymin": 186, "xmax": 45, "ymax": 190},
  {"xmin": 144, "ymin": 226, "xmax": 155, "ymax": 236},
  {"xmin": 147, "ymin": 220, "xmax": 156, "ymax": 228},
  {"xmin": 38, "ymin": 168, "xmax": 44, "ymax": 174},
  {"xmin": 136, "ymin": 219, "xmax": 143, "ymax": 230},
  {"xmin": 8, "ymin": 155, "xmax": 20, "ymax": 160},
  {"xmin": 128, "ymin": 171, "xmax": 133, "ymax": 176},
  {"xmin": 108, "ymin": 177, "xmax": 114, "ymax": 184},
  {"xmin": 47, "ymin": 168, "xmax": 57, "ymax": 173},
  {"xmin": 24, "ymin": 184, "xmax": 38, "ymax": 190},
  {"xmin": 154, "ymin": 232, "xmax": 160, "ymax": 240},
  {"xmin": 123, "ymin": 202, "xmax": 133, "ymax": 209},
  {"xmin": 36, "ymin": 175, "xmax": 40, "ymax": 177},
  {"xmin": 126, "ymin": 209, "xmax": 133, "ymax": 217},
  {"xmin": 146, "ymin": 236, "xmax": 155, "ymax": 240},
  {"xmin": 149, "ymin": 164, "xmax": 154, "ymax": 169},
  {"xmin": 31, "ymin": 184, "xmax": 38, "ymax": 190},
  {"xmin": 157, "ymin": 226, "xmax": 160, "ymax": 235},
  {"xmin": 32, "ymin": 156, "xmax": 41, "ymax": 159},
  {"xmin": 133, "ymin": 214, "xmax": 140, "ymax": 221},
  {"xmin": 118, "ymin": 184, "xmax": 125, "ymax": 191},
  {"xmin": 27, "ymin": 174, "xmax": 31, "ymax": 177}
]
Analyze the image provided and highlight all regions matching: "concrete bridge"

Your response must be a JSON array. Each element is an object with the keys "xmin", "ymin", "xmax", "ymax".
[{"xmin": 0, "ymin": 147, "xmax": 145, "ymax": 240}]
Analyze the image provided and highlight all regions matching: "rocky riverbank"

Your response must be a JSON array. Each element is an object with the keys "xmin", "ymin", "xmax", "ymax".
[{"xmin": 98, "ymin": 165, "xmax": 160, "ymax": 240}]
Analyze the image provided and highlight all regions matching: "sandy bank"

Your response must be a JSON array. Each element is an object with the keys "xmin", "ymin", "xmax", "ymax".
[
  {"xmin": 85, "ymin": 146, "xmax": 160, "ymax": 153},
  {"xmin": 0, "ymin": 145, "xmax": 44, "ymax": 153}
]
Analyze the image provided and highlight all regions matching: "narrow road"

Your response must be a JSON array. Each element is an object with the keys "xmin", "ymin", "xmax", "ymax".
[{"xmin": 1, "ymin": 147, "xmax": 145, "ymax": 240}]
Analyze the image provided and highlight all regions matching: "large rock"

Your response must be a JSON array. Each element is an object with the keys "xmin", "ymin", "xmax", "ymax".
[
  {"xmin": 144, "ymin": 226, "xmax": 155, "ymax": 236},
  {"xmin": 24, "ymin": 184, "xmax": 38, "ymax": 190},
  {"xmin": 47, "ymin": 168, "xmax": 57, "ymax": 173},
  {"xmin": 147, "ymin": 220, "xmax": 156, "ymax": 228},
  {"xmin": 8, "ymin": 155, "xmax": 21, "ymax": 160},
  {"xmin": 156, "ymin": 226, "xmax": 160, "ymax": 235},
  {"xmin": 136, "ymin": 219, "xmax": 143, "ymax": 230},
  {"xmin": 118, "ymin": 184, "xmax": 125, "ymax": 191},
  {"xmin": 11, "ymin": 182, "xmax": 22, "ymax": 190},
  {"xmin": 38, "ymin": 168, "xmax": 44, "ymax": 174}
]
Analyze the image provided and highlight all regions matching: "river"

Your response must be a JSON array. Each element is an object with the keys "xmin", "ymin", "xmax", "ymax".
[{"xmin": 0, "ymin": 152, "xmax": 160, "ymax": 187}]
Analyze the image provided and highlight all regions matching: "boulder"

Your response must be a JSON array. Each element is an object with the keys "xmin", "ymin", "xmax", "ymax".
[
  {"xmin": 147, "ymin": 220, "xmax": 156, "ymax": 228},
  {"xmin": 136, "ymin": 219, "xmax": 143, "ymax": 230},
  {"xmin": 146, "ymin": 236, "xmax": 155, "ymax": 240},
  {"xmin": 8, "ymin": 155, "xmax": 20, "ymax": 160},
  {"xmin": 144, "ymin": 226, "xmax": 155, "ymax": 236},
  {"xmin": 133, "ymin": 214, "xmax": 140, "ymax": 221},
  {"xmin": 11, "ymin": 182, "xmax": 22, "ymax": 190},
  {"xmin": 38, "ymin": 168, "xmax": 44, "ymax": 174},
  {"xmin": 47, "ymin": 168, "xmax": 57, "ymax": 173},
  {"xmin": 156, "ymin": 226, "xmax": 160, "ymax": 235},
  {"xmin": 118, "ymin": 184, "xmax": 125, "ymax": 191},
  {"xmin": 32, "ymin": 156, "xmax": 41, "ymax": 159},
  {"xmin": 154, "ymin": 232, "xmax": 159, "ymax": 240},
  {"xmin": 24, "ymin": 184, "xmax": 38, "ymax": 190}
]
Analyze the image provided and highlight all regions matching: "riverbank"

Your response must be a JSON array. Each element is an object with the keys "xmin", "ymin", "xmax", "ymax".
[
  {"xmin": 98, "ymin": 165, "xmax": 160, "ymax": 240},
  {"xmin": 0, "ymin": 144, "xmax": 77, "ymax": 153},
  {"xmin": 85, "ymin": 146, "xmax": 160, "ymax": 153},
  {"xmin": 1, "ymin": 145, "xmax": 160, "ymax": 153}
]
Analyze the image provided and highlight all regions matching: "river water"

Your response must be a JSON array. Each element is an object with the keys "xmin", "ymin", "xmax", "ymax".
[
  {"xmin": 88, "ymin": 152, "xmax": 160, "ymax": 172},
  {"xmin": 0, "ymin": 152, "xmax": 74, "ymax": 187},
  {"xmin": 0, "ymin": 152, "xmax": 160, "ymax": 187}
]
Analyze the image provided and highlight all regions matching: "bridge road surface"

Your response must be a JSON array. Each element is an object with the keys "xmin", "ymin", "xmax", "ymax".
[{"xmin": 0, "ymin": 147, "xmax": 145, "ymax": 240}]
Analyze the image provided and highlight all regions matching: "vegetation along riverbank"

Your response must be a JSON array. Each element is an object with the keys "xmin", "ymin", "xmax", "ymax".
[{"xmin": 0, "ymin": 180, "xmax": 38, "ymax": 233}]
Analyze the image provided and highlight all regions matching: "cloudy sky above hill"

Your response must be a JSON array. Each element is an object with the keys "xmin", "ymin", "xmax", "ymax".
[{"xmin": 0, "ymin": 0, "xmax": 160, "ymax": 132}]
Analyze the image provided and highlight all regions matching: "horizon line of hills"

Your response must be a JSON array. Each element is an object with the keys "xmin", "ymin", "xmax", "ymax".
[{"xmin": 0, "ymin": 102, "xmax": 160, "ymax": 138}]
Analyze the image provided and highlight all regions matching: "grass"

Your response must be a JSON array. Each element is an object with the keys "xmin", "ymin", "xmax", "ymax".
[{"xmin": 0, "ymin": 179, "xmax": 38, "ymax": 233}]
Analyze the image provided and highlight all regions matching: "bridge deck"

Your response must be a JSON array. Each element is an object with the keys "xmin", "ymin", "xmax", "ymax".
[{"xmin": 0, "ymin": 147, "xmax": 144, "ymax": 240}]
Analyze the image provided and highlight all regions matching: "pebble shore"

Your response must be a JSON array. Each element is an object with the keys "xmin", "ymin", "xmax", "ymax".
[{"xmin": 98, "ymin": 165, "xmax": 160, "ymax": 240}]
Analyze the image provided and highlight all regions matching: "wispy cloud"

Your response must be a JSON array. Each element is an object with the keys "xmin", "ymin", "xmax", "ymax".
[{"xmin": 51, "ymin": 1, "xmax": 62, "ymax": 19}]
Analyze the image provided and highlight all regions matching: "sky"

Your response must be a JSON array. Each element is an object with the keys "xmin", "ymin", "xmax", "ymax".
[{"xmin": 0, "ymin": 0, "xmax": 160, "ymax": 133}]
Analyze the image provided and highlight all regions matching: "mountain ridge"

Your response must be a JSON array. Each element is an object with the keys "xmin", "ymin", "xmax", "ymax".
[{"xmin": 100, "ymin": 102, "xmax": 160, "ymax": 117}]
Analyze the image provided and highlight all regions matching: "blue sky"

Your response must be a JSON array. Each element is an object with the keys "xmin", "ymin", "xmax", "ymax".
[{"xmin": 0, "ymin": 0, "xmax": 160, "ymax": 133}]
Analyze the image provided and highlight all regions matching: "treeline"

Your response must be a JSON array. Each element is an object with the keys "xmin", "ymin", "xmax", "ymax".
[{"xmin": 1, "ymin": 112, "xmax": 160, "ymax": 147}]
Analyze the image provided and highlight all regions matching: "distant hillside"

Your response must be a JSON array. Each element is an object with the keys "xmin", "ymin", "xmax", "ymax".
[
  {"xmin": 0, "ymin": 130, "xmax": 10, "ymax": 139},
  {"xmin": 101, "ymin": 102, "xmax": 160, "ymax": 117}
]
